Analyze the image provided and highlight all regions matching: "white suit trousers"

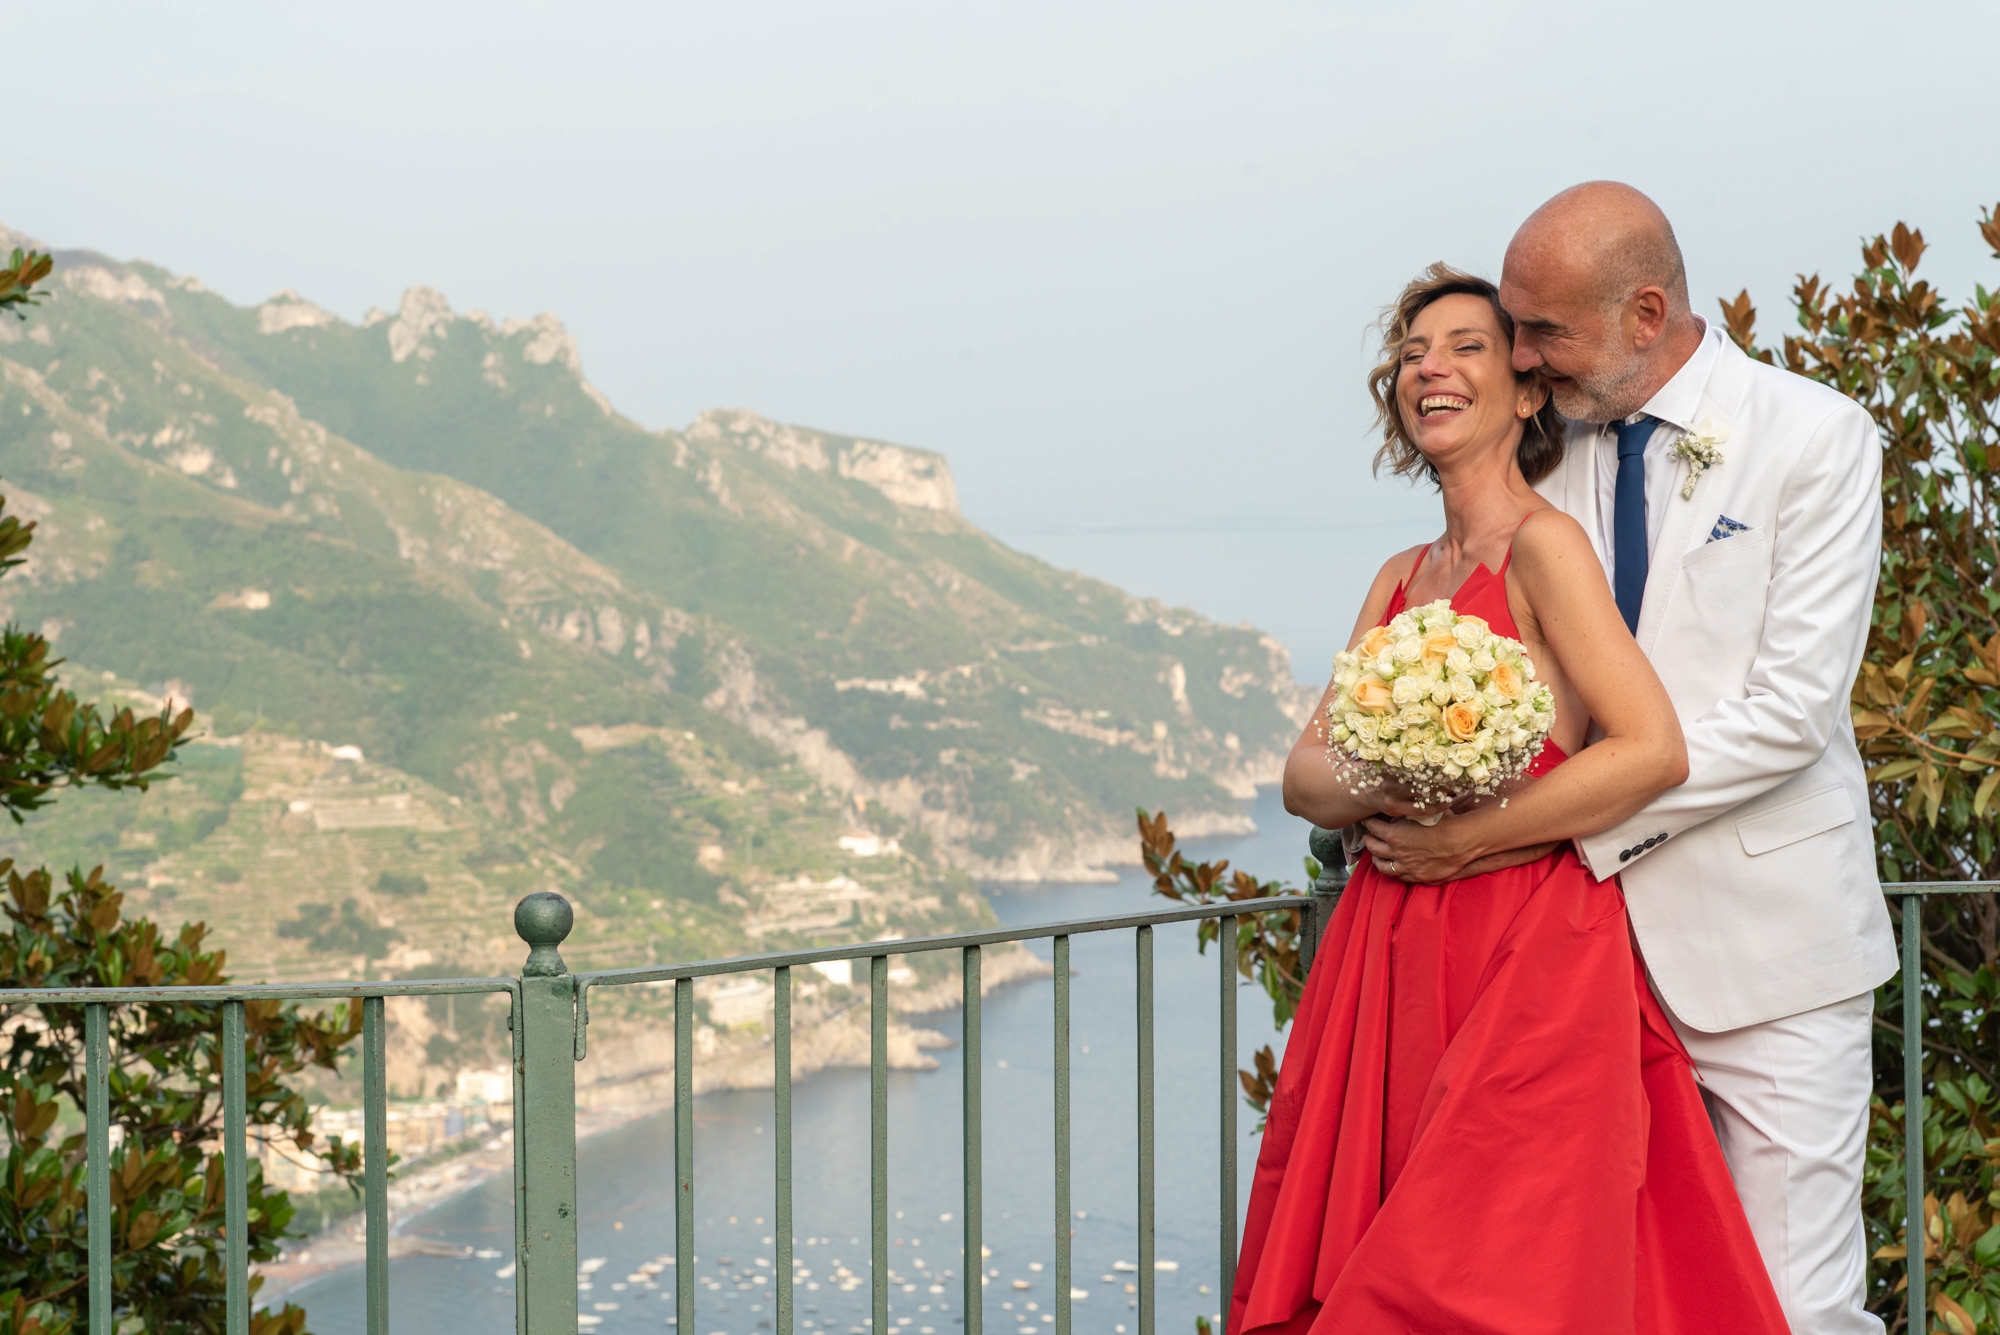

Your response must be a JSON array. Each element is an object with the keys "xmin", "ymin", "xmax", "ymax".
[{"xmin": 1661, "ymin": 990, "xmax": 1883, "ymax": 1335}]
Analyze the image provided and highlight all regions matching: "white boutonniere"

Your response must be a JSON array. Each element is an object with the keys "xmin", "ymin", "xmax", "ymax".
[{"xmin": 1671, "ymin": 417, "xmax": 1729, "ymax": 499}]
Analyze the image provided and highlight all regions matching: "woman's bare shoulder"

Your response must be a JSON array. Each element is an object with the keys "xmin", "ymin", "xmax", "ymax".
[{"xmin": 1508, "ymin": 507, "xmax": 1597, "ymax": 569}]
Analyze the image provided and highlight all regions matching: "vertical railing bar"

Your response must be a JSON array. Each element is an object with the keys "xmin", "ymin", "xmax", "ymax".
[
  {"xmin": 509, "ymin": 993, "xmax": 527, "ymax": 1335},
  {"xmin": 363, "ymin": 995, "xmax": 388, "ymax": 1335},
  {"xmin": 85, "ymin": 1003, "xmax": 111, "ymax": 1335},
  {"xmin": 963, "ymin": 945, "xmax": 983, "ymax": 1335},
  {"xmin": 1054, "ymin": 935, "xmax": 1072, "ymax": 1335},
  {"xmin": 1219, "ymin": 914, "xmax": 1237, "ymax": 1334},
  {"xmin": 872, "ymin": 954, "xmax": 890, "ymax": 1335},
  {"xmin": 223, "ymin": 999, "xmax": 249, "ymax": 1335},
  {"xmin": 677, "ymin": 976, "xmax": 696, "ymax": 1335},
  {"xmin": 776, "ymin": 965, "xmax": 794, "ymax": 1335},
  {"xmin": 1904, "ymin": 892, "xmax": 1926, "ymax": 1335},
  {"xmin": 1136, "ymin": 926, "xmax": 1155, "ymax": 1335}
]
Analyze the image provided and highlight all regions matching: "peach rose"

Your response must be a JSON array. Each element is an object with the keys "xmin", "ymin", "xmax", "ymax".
[
  {"xmin": 1421, "ymin": 631, "xmax": 1458, "ymax": 664},
  {"xmin": 1352, "ymin": 673, "xmax": 1394, "ymax": 715},
  {"xmin": 1358, "ymin": 626, "xmax": 1394, "ymax": 659},
  {"xmin": 1442, "ymin": 701, "xmax": 1482, "ymax": 742},
  {"xmin": 1490, "ymin": 660, "xmax": 1525, "ymax": 701}
]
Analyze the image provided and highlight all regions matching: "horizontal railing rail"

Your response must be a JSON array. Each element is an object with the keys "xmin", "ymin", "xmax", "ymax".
[{"xmin": 14, "ymin": 861, "xmax": 1991, "ymax": 1335}]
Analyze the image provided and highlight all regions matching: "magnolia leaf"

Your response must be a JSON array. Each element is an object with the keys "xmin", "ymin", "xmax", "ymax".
[
  {"xmin": 1935, "ymin": 1293, "xmax": 1975, "ymax": 1335},
  {"xmin": 1975, "ymin": 769, "xmax": 2000, "ymax": 820},
  {"xmin": 1853, "ymin": 709, "xmax": 1894, "ymax": 740}
]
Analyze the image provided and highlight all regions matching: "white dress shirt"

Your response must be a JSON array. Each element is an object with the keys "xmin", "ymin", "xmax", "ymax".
[{"xmin": 1589, "ymin": 319, "xmax": 1723, "ymax": 590}]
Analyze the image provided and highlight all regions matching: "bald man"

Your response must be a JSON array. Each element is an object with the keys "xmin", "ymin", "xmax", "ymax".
[{"xmin": 1364, "ymin": 183, "xmax": 1896, "ymax": 1333}]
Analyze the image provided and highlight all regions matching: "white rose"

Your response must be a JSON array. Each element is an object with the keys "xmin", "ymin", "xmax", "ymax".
[
  {"xmin": 1384, "ymin": 743, "xmax": 1404, "ymax": 764},
  {"xmin": 1468, "ymin": 762, "xmax": 1491, "ymax": 784},
  {"xmin": 1442, "ymin": 761, "xmax": 1464, "ymax": 779},
  {"xmin": 1425, "ymin": 743, "xmax": 1450, "ymax": 766},
  {"xmin": 1357, "ymin": 742, "xmax": 1384, "ymax": 761},
  {"xmin": 1453, "ymin": 621, "xmax": 1486, "ymax": 649},
  {"xmin": 1445, "ymin": 647, "xmax": 1472, "ymax": 674},
  {"xmin": 1449, "ymin": 743, "xmax": 1480, "ymax": 767},
  {"xmin": 1471, "ymin": 649, "xmax": 1497, "ymax": 673},
  {"xmin": 1400, "ymin": 704, "xmax": 1432, "ymax": 727},
  {"xmin": 1393, "ymin": 637, "xmax": 1423, "ymax": 663},
  {"xmin": 1393, "ymin": 674, "xmax": 1428, "ymax": 706},
  {"xmin": 1430, "ymin": 679, "xmax": 1453, "ymax": 705},
  {"xmin": 1355, "ymin": 717, "xmax": 1380, "ymax": 743},
  {"xmin": 1451, "ymin": 673, "xmax": 1477, "ymax": 701}
]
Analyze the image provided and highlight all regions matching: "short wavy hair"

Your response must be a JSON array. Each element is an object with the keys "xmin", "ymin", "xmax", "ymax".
[{"xmin": 1366, "ymin": 263, "xmax": 1566, "ymax": 486}]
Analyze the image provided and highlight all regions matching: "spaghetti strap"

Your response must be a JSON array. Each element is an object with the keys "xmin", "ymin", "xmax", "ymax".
[{"xmin": 1495, "ymin": 510, "xmax": 1542, "ymax": 578}]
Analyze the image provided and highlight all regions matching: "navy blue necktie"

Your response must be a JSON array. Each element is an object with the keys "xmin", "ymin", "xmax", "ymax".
[{"xmin": 1613, "ymin": 416, "xmax": 1655, "ymax": 634}]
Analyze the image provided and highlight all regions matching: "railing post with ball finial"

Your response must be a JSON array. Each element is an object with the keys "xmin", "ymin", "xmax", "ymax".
[
  {"xmin": 1300, "ymin": 827, "xmax": 1350, "ymax": 978},
  {"xmin": 515, "ymin": 891, "xmax": 580, "ymax": 1334}
]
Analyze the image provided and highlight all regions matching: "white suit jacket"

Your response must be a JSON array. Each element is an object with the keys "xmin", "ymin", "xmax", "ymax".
[{"xmin": 1534, "ymin": 333, "xmax": 1898, "ymax": 1032}]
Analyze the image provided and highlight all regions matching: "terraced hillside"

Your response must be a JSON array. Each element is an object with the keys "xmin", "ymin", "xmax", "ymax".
[
  {"xmin": 0, "ymin": 233, "xmax": 1311, "ymax": 897},
  {"xmin": 0, "ymin": 227, "xmax": 1314, "ymax": 1091}
]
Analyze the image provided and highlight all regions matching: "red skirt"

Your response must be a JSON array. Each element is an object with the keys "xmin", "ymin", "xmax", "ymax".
[{"xmin": 1229, "ymin": 848, "xmax": 1789, "ymax": 1335}]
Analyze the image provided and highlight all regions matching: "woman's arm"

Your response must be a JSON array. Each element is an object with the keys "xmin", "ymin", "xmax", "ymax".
[
  {"xmin": 1282, "ymin": 547, "xmax": 1429, "ymax": 829},
  {"xmin": 1361, "ymin": 512, "xmax": 1687, "ymax": 881}
]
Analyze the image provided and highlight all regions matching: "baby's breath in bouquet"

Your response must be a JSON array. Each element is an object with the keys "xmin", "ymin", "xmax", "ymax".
[{"xmin": 1327, "ymin": 599, "xmax": 1557, "ymax": 820}]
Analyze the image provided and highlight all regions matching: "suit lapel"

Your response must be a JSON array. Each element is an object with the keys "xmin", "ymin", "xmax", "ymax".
[{"xmin": 1633, "ymin": 342, "xmax": 1753, "ymax": 654}]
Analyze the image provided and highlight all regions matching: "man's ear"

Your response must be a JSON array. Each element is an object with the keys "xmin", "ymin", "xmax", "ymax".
[{"xmin": 1627, "ymin": 286, "xmax": 1671, "ymax": 351}]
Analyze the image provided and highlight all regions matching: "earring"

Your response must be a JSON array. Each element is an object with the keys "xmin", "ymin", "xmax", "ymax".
[{"xmin": 1518, "ymin": 403, "xmax": 1532, "ymax": 417}]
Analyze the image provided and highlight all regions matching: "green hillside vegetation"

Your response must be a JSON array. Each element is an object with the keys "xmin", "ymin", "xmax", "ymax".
[{"xmin": 0, "ymin": 234, "xmax": 1311, "ymax": 1034}]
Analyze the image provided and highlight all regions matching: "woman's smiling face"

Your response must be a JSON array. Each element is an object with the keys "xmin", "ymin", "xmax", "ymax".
[{"xmin": 1396, "ymin": 292, "xmax": 1539, "ymax": 471}]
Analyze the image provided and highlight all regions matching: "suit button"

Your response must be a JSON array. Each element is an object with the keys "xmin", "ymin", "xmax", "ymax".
[
  {"xmin": 1643, "ymin": 836, "xmax": 1659, "ymax": 848},
  {"xmin": 1619, "ymin": 849, "xmax": 1633, "ymax": 863}
]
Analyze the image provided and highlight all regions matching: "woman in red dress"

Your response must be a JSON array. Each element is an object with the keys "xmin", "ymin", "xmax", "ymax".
[{"xmin": 1235, "ymin": 266, "xmax": 1790, "ymax": 1334}]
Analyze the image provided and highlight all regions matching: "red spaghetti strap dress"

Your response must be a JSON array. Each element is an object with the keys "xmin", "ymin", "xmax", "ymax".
[{"xmin": 1229, "ymin": 545, "xmax": 1788, "ymax": 1335}]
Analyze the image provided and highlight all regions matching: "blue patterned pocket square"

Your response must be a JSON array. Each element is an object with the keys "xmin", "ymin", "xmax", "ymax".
[{"xmin": 1708, "ymin": 515, "xmax": 1751, "ymax": 543}]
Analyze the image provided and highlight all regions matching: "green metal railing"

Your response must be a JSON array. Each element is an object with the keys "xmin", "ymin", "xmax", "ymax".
[
  {"xmin": 1884, "ymin": 881, "xmax": 1998, "ymax": 1335},
  {"xmin": 20, "ymin": 867, "xmax": 1983, "ymax": 1335},
  {"xmin": 16, "ymin": 975, "xmax": 522, "ymax": 1335},
  {"xmin": 23, "ymin": 886, "xmax": 1315, "ymax": 1335},
  {"xmin": 566, "ymin": 892, "xmax": 1316, "ymax": 1335}
]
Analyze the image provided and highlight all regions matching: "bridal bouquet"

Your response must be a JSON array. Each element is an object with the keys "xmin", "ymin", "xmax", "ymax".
[{"xmin": 1325, "ymin": 599, "xmax": 1557, "ymax": 815}]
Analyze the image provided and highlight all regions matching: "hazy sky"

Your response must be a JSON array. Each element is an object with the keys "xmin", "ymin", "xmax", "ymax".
[{"xmin": 13, "ymin": 2, "xmax": 2000, "ymax": 672}]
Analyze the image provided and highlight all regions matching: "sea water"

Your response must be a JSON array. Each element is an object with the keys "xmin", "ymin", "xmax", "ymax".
[{"xmin": 295, "ymin": 790, "xmax": 1314, "ymax": 1335}]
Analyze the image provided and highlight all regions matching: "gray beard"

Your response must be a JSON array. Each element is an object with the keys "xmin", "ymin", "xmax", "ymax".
[{"xmin": 1549, "ymin": 358, "xmax": 1651, "ymax": 423}]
